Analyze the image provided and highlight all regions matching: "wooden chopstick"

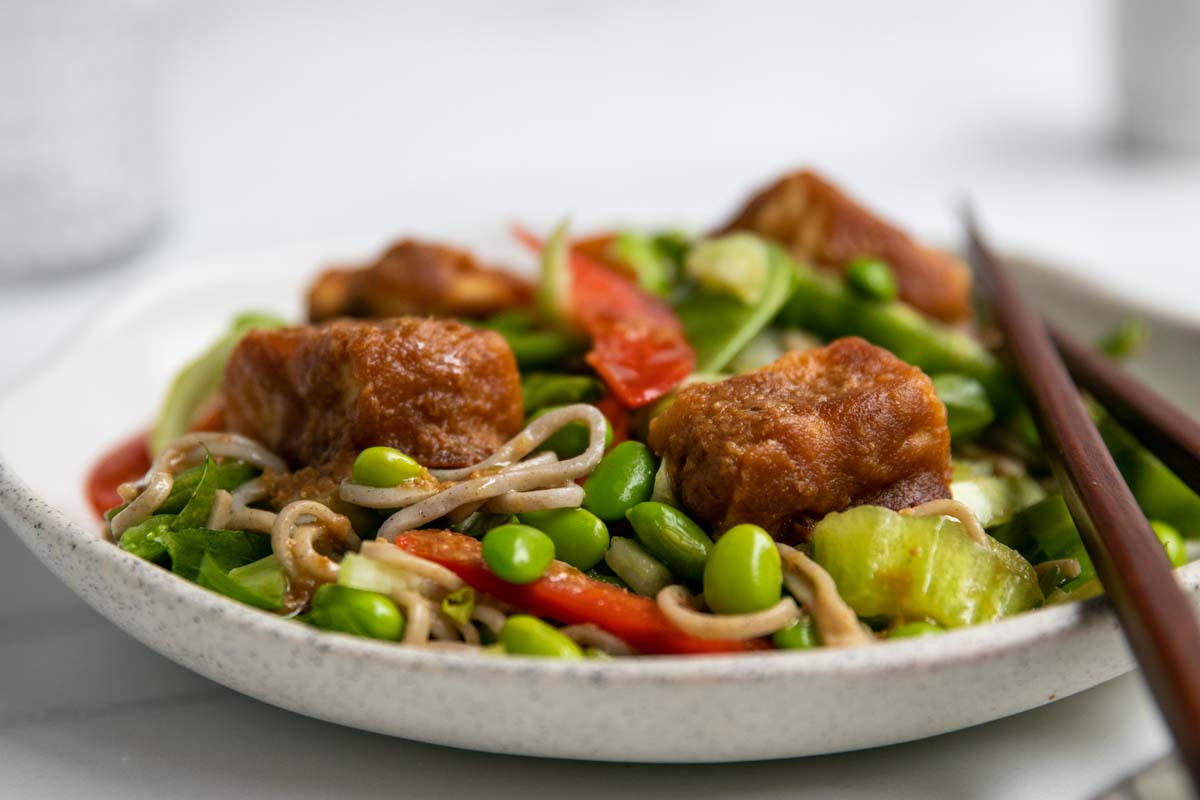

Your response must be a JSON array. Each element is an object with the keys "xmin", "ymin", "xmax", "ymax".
[
  {"xmin": 1052, "ymin": 325, "xmax": 1200, "ymax": 495},
  {"xmin": 965, "ymin": 212, "xmax": 1200, "ymax": 786}
]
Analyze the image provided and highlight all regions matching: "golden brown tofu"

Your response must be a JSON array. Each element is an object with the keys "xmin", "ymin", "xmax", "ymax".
[
  {"xmin": 648, "ymin": 337, "xmax": 952, "ymax": 541},
  {"xmin": 224, "ymin": 318, "xmax": 523, "ymax": 469},
  {"xmin": 718, "ymin": 170, "xmax": 972, "ymax": 323},
  {"xmin": 307, "ymin": 239, "xmax": 533, "ymax": 323}
]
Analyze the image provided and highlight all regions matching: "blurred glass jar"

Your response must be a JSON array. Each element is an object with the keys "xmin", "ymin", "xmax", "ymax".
[
  {"xmin": 1118, "ymin": 0, "xmax": 1200, "ymax": 154},
  {"xmin": 0, "ymin": 1, "xmax": 164, "ymax": 278}
]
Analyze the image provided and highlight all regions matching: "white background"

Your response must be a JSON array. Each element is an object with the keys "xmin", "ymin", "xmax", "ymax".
[{"xmin": 2, "ymin": 1, "xmax": 1198, "ymax": 797}]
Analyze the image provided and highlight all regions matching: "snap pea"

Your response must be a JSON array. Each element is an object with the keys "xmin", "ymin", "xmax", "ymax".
[
  {"xmin": 685, "ymin": 233, "xmax": 771, "ymax": 305},
  {"xmin": 772, "ymin": 618, "xmax": 819, "ymax": 650},
  {"xmin": 530, "ymin": 405, "xmax": 613, "ymax": 459},
  {"xmin": 518, "ymin": 508, "xmax": 610, "ymax": 571},
  {"xmin": 481, "ymin": 524, "xmax": 556, "ymax": 584},
  {"xmin": 702, "ymin": 524, "xmax": 782, "ymax": 615},
  {"xmin": 1098, "ymin": 411, "xmax": 1200, "ymax": 539},
  {"xmin": 675, "ymin": 243, "xmax": 797, "ymax": 374},
  {"xmin": 845, "ymin": 258, "xmax": 898, "ymax": 302},
  {"xmin": 583, "ymin": 441, "xmax": 658, "ymax": 521},
  {"xmin": 932, "ymin": 373, "xmax": 995, "ymax": 442},
  {"xmin": 310, "ymin": 584, "xmax": 405, "ymax": 641},
  {"xmin": 352, "ymin": 446, "xmax": 423, "ymax": 488},
  {"xmin": 521, "ymin": 373, "xmax": 604, "ymax": 415},
  {"xmin": 626, "ymin": 501, "xmax": 713, "ymax": 584},
  {"xmin": 888, "ymin": 621, "xmax": 944, "ymax": 639},
  {"xmin": 778, "ymin": 258, "xmax": 1015, "ymax": 414},
  {"xmin": 604, "ymin": 537, "xmax": 673, "ymax": 597},
  {"xmin": 499, "ymin": 614, "xmax": 583, "ymax": 659}
]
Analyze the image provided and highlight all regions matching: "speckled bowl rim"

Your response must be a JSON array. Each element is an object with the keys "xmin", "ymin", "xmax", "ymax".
[{"xmin": 1, "ymin": 241, "xmax": 1198, "ymax": 693}]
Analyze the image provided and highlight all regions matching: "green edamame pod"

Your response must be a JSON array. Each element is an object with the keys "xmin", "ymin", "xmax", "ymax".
[
  {"xmin": 626, "ymin": 502, "xmax": 713, "ymax": 584},
  {"xmin": 583, "ymin": 441, "xmax": 658, "ymax": 521}
]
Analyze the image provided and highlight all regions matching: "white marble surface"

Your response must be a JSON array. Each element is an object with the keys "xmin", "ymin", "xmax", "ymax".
[{"xmin": 2, "ymin": 1, "xmax": 1197, "ymax": 796}]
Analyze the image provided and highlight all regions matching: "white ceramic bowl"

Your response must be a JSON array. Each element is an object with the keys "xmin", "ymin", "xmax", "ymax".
[{"xmin": 2, "ymin": 235, "xmax": 1197, "ymax": 763}]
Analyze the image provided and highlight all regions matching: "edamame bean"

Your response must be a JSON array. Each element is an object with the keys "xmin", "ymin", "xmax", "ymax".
[
  {"xmin": 845, "ymin": 258, "xmax": 898, "ymax": 302},
  {"xmin": 500, "ymin": 614, "xmax": 584, "ymax": 658},
  {"xmin": 1151, "ymin": 520, "xmax": 1187, "ymax": 568},
  {"xmin": 702, "ymin": 524, "xmax": 782, "ymax": 614},
  {"xmin": 310, "ymin": 584, "xmax": 405, "ymax": 641},
  {"xmin": 352, "ymin": 446, "xmax": 423, "ymax": 487},
  {"xmin": 626, "ymin": 501, "xmax": 713, "ymax": 584},
  {"xmin": 482, "ymin": 524, "xmax": 556, "ymax": 584},
  {"xmin": 518, "ymin": 508, "xmax": 610, "ymax": 570},
  {"xmin": 888, "ymin": 620, "xmax": 944, "ymax": 639},
  {"xmin": 530, "ymin": 405, "xmax": 613, "ymax": 459},
  {"xmin": 772, "ymin": 619, "xmax": 819, "ymax": 649},
  {"xmin": 583, "ymin": 441, "xmax": 657, "ymax": 521}
]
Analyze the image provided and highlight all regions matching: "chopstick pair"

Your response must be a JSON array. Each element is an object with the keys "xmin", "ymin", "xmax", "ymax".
[{"xmin": 964, "ymin": 214, "xmax": 1200, "ymax": 790}]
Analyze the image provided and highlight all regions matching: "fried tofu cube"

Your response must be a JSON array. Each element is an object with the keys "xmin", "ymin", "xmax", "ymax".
[
  {"xmin": 648, "ymin": 337, "xmax": 952, "ymax": 541},
  {"xmin": 224, "ymin": 318, "xmax": 523, "ymax": 469},
  {"xmin": 719, "ymin": 170, "xmax": 972, "ymax": 323}
]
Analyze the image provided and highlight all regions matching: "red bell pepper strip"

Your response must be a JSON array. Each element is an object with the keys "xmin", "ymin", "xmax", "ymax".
[
  {"xmin": 394, "ymin": 530, "xmax": 766, "ymax": 655},
  {"xmin": 85, "ymin": 431, "xmax": 151, "ymax": 518},
  {"xmin": 511, "ymin": 224, "xmax": 694, "ymax": 409}
]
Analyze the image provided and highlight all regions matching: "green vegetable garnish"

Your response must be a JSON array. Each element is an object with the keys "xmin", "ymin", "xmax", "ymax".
[
  {"xmin": 604, "ymin": 537, "xmax": 672, "ymax": 597},
  {"xmin": 609, "ymin": 231, "xmax": 684, "ymax": 297},
  {"xmin": 156, "ymin": 526, "xmax": 274, "ymax": 581},
  {"xmin": 538, "ymin": 219, "xmax": 574, "ymax": 332},
  {"xmin": 171, "ymin": 453, "xmax": 220, "ymax": 531},
  {"xmin": 118, "ymin": 514, "xmax": 174, "ymax": 563},
  {"xmin": 685, "ymin": 233, "xmax": 771, "ymax": 305},
  {"xmin": 675, "ymin": 243, "xmax": 796, "ymax": 374},
  {"xmin": 950, "ymin": 471, "xmax": 1044, "ymax": 529},
  {"xmin": 932, "ymin": 373, "xmax": 995, "ymax": 442},
  {"xmin": 150, "ymin": 312, "xmax": 284, "ymax": 456},
  {"xmin": 441, "ymin": 587, "xmax": 477, "ymax": 626},
  {"xmin": 197, "ymin": 553, "xmax": 285, "ymax": 610},
  {"xmin": 813, "ymin": 505, "xmax": 1042, "ymax": 627},
  {"xmin": 888, "ymin": 620, "xmax": 944, "ymax": 639}
]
